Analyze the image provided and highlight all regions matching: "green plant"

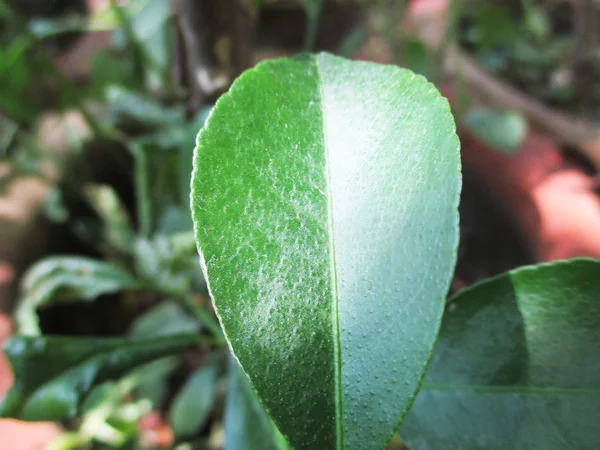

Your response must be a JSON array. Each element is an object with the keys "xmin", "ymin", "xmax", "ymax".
[{"xmin": 1, "ymin": 44, "xmax": 599, "ymax": 450}]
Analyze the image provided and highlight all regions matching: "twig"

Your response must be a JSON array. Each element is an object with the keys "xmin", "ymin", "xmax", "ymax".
[
  {"xmin": 132, "ymin": 143, "xmax": 152, "ymax": 237},
  {"xmin": 303, "ymin": 0, "xmax": 324, "ymax": 52},
  {"xmin": 444, "ymin": 46, "xmax": 600, "ymax": 168}
]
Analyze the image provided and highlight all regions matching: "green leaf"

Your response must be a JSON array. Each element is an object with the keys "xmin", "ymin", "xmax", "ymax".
[
  {"xmin": 15, "ymin": 257, "xmax": 145, "ymax": 335},
  {"xmin": 130, "ymin": 301, "xmax": 199, "ymax": 338},
  {"xmin": 225, "ymin": 358, "xmax": 289, "ymax": 450},
  {"xmin": 0, "ymin": 334, "xmax": 201, "ymax": 421},
  {"xmin": 83, "ymin": 184, "xmax": 134, "ymax": 253},
  {"xmin": 191, "ymin": 53, "xmax": 460, "ymax": 450},
  {"xmin": 401, "ymin": 258, "xmax": 600, "ymax": 449},
  {"xmin": 465, "ymin": 108, "xmax": 527, "ymax": 153},
  {"xmin": 106, "ymin": 86, "xmax": 183, "ymax": 129},
  {"xmin": 169, "ymin": 361, "xmax": 219, "ymax": 438}
]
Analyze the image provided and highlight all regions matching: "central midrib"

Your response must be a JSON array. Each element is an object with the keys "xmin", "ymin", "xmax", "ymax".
[{"xmin": 314, "ymin": 56, "xmax": 344, "ymax": 450}]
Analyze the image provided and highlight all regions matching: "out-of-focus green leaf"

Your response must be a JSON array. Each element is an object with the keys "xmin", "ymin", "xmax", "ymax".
[
  {"xmin": 0, "ymin": 37, "xmax": 38, "ymax": 122},
  {"xmin": 337, "ymin": 27, "xmax": 367, "ymax": 58},
  {"xmin": 130, "ymin": 356, "xmax": 179, "ymax": 408},
  {"xmin": 84, "ymin": 184, "xmax": 134, "ymax": 253},
  {"xmin": 0, "ymin": 333, "xmax": 202, "ymax": 421},
  {"xmin": 89, "ymin": 51, "xmax": 136, "ymax": 95},
  {"xmin": 41, "ymin": 186, "xmax": 69, "ymax": 224},
  {"xmin": 191, "ymin": 53, "xmax": 460, "ymax": 450},
  {"xmin": 0, "ymin": 116, "xmax": 18, "ymax": 155},
  {"xmin": 524, "ymin": 6, "xmax": 550, "ymax": 40},
  {"xmin": 127, "ymin": 301, "xmax": 198, "ymax": 408},
  {"xmin": 463, "ymin": 2, "xmax": 516, "ymax": 50},
  {"xmin": 465, "ymin": 108, "xmax": 527, "ymax": 153},
  {"xmin": 106, "ymin": 87, "xmax": 183, "ymax": 129},
  {"xmin": 134, "ymin": 233, "xmax": 199, "ymax": 295},
  {"xmin": 401, "ymin": 38, "xmax": 435, "ymax": 80},
  {"xmin": 15, "ymin": 256, "xmax": 145, "ymax": 335},
  {"xmin": 224, "ymin": 358, "xmax": 289, "ymax": 450},
  {"xmin": 169, "ymin": 361, "xmax": 219, "ymax": 438},
  {"xmin": 128, "ymin": 0, "xmax": 170, "ymax": 89},
  {"xmin": 402, "ymin": 259, "xmax": 600, "ymax": 449},
  {"xmin": 157, "ymin": 206, "xmax": 194, "ymax": 235},
  {"xmin": 130, "ymin": 302, "xmax": 199, "ymax": 338}
]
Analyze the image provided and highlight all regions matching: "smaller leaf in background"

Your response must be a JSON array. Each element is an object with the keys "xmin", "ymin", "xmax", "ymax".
[
  {"xmin": 225, "ymin": 358, "xmax": 290, "ymax": 450},
  {"xmin": 465, "ymin": 108, "xmax": 527, "ymax": 153},
  {"xmin": 337, "ymin": 27, "xmax": 367, "ymax": 58},
  {"xmin": 157, "ymin": 206, "xmax": 194, "ymax": 235},
  {"xmin": 89, "ymin": 51, "xmax": 136, "ymax": 97},
  {"xmin": 134, "ymin": 234, "xmax": 199, "ymax": 296},
  {"xmin": 401, "ymin": 258, "xmax": 600, "ymax": 450},
  {"xmin": 523, "ymin": 6, "xmax": 550, "ymax": 41},
  {"xmin": 0, "ymin": 37, "xmax": 38, "ymax": 122},
  {"xmin": 127, "ymin": 0, "xmax": 170, "ymax": 90},
  {"xmin": 128, "ymin": 301, "xmax": 199, "ymax": 410},
  {"xmin": 130, "ymin": 356, "xmax": 179, "ymax": 409},
  {"xmin": 106, "ymin": 86, "xmax": 184, "ymax": 130},
  {"xmin": 0, "ymin": 333, "xmax": 202, "ymax": 421},
  {"xmin": 41, "ymin": 186, "xmax": 69, "ymax": 224},
  {"xmin": 130, "ymin": 301, "xmax": 199, "ymax": 338},
  {"xmin": 401, "ymin": 38, "xmax": 435, "ymax": 80},
  {"xmin": 15, "ymin": 256, "xmax": 145, "ymax": 335},
  {"xmin": 463, "ymin": 2, "xmax": 516, "ymax": 51},
  {"xmin": 84, "ymin": 184, "xmax": 134, "ymax": 253},
  {"xmin": 169, "ymin": 360, "xmax": 219, "ymax": 439},
  {"xmin": 0, "ymin": 116, "xmax": 18, "ymax": 156}
]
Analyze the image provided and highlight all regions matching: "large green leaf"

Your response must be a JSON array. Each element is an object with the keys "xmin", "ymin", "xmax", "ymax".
[
  {"xmin": 191, "ymin": 53, "xmax": 460, "ymax": 450},
  {"xmin": 401, "ymin": 258, "xmax": 600, "ymax": 449},
  {"xmin": 15, "ymin": 256, "xmax": 145, "ymax": 335},
  {"xmin": 225, "ymin": 358, "xmax": 290, "ymax": 450},
  {"xmin": 0, "ymin": 333, "xmax": 201, "ymax": 421}
]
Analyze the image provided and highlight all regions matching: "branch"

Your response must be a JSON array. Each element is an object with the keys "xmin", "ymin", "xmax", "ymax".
[{"xmin": 444, "ymin": 47, "xmax": 600, "ymax": 168}]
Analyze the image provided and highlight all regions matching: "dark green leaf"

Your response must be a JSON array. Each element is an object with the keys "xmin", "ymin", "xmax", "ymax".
[
  {"xmin": 15, "ymin": 257, "xmax": 145, "ymax": 335},
  {"xmin": 130, "ymin": 356, "xmax": 179, "ymax": 408},
  {"xmin": 0, "ymin": 334, "xmax": 201, "ymax": 421},
  {"xmin": 106, "ymin": 87, "xmax": 183, "ymax": 129},
  {"xmin": 130, "ymin": 301, "xmax": 199, "ymax": 338},
  {"xmin": 465, "ymin": 108, "xmax": 527, "ymax": 153},
  {"xmin": 41, "ymin": 186, "xmax": 69, "ymax": 224},
  {"xmin": 401, "ymin": 258, "xmax": 600, "ymax": 449},
  {"xmin": 225, "ymin": 358, "xmax": 289, "ymax": 450},
  {"xmin": 169, "ymin": 361, "xmax": 219, "ymax": 438},
  {"xmin": 191, "ymin": 53, "xmax": 460, "ymax": 450}
]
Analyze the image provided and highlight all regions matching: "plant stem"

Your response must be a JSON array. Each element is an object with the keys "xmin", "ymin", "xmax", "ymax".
[
  {"xmin": 303, "ymin": 0, "xmax": 323, "ymax": 52},
  {"xmin": 133, "ymin": 143, "xmax": 152, "ymax": 237},
  {"xmin": 108, "ymin": 0, "xmax": 147, "ymax": 85}
]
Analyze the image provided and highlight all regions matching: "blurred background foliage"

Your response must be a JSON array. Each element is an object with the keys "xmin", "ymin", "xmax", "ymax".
[{"xmin": 0, "ymin": 0, "xmax": 599, "ymax": 449}]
